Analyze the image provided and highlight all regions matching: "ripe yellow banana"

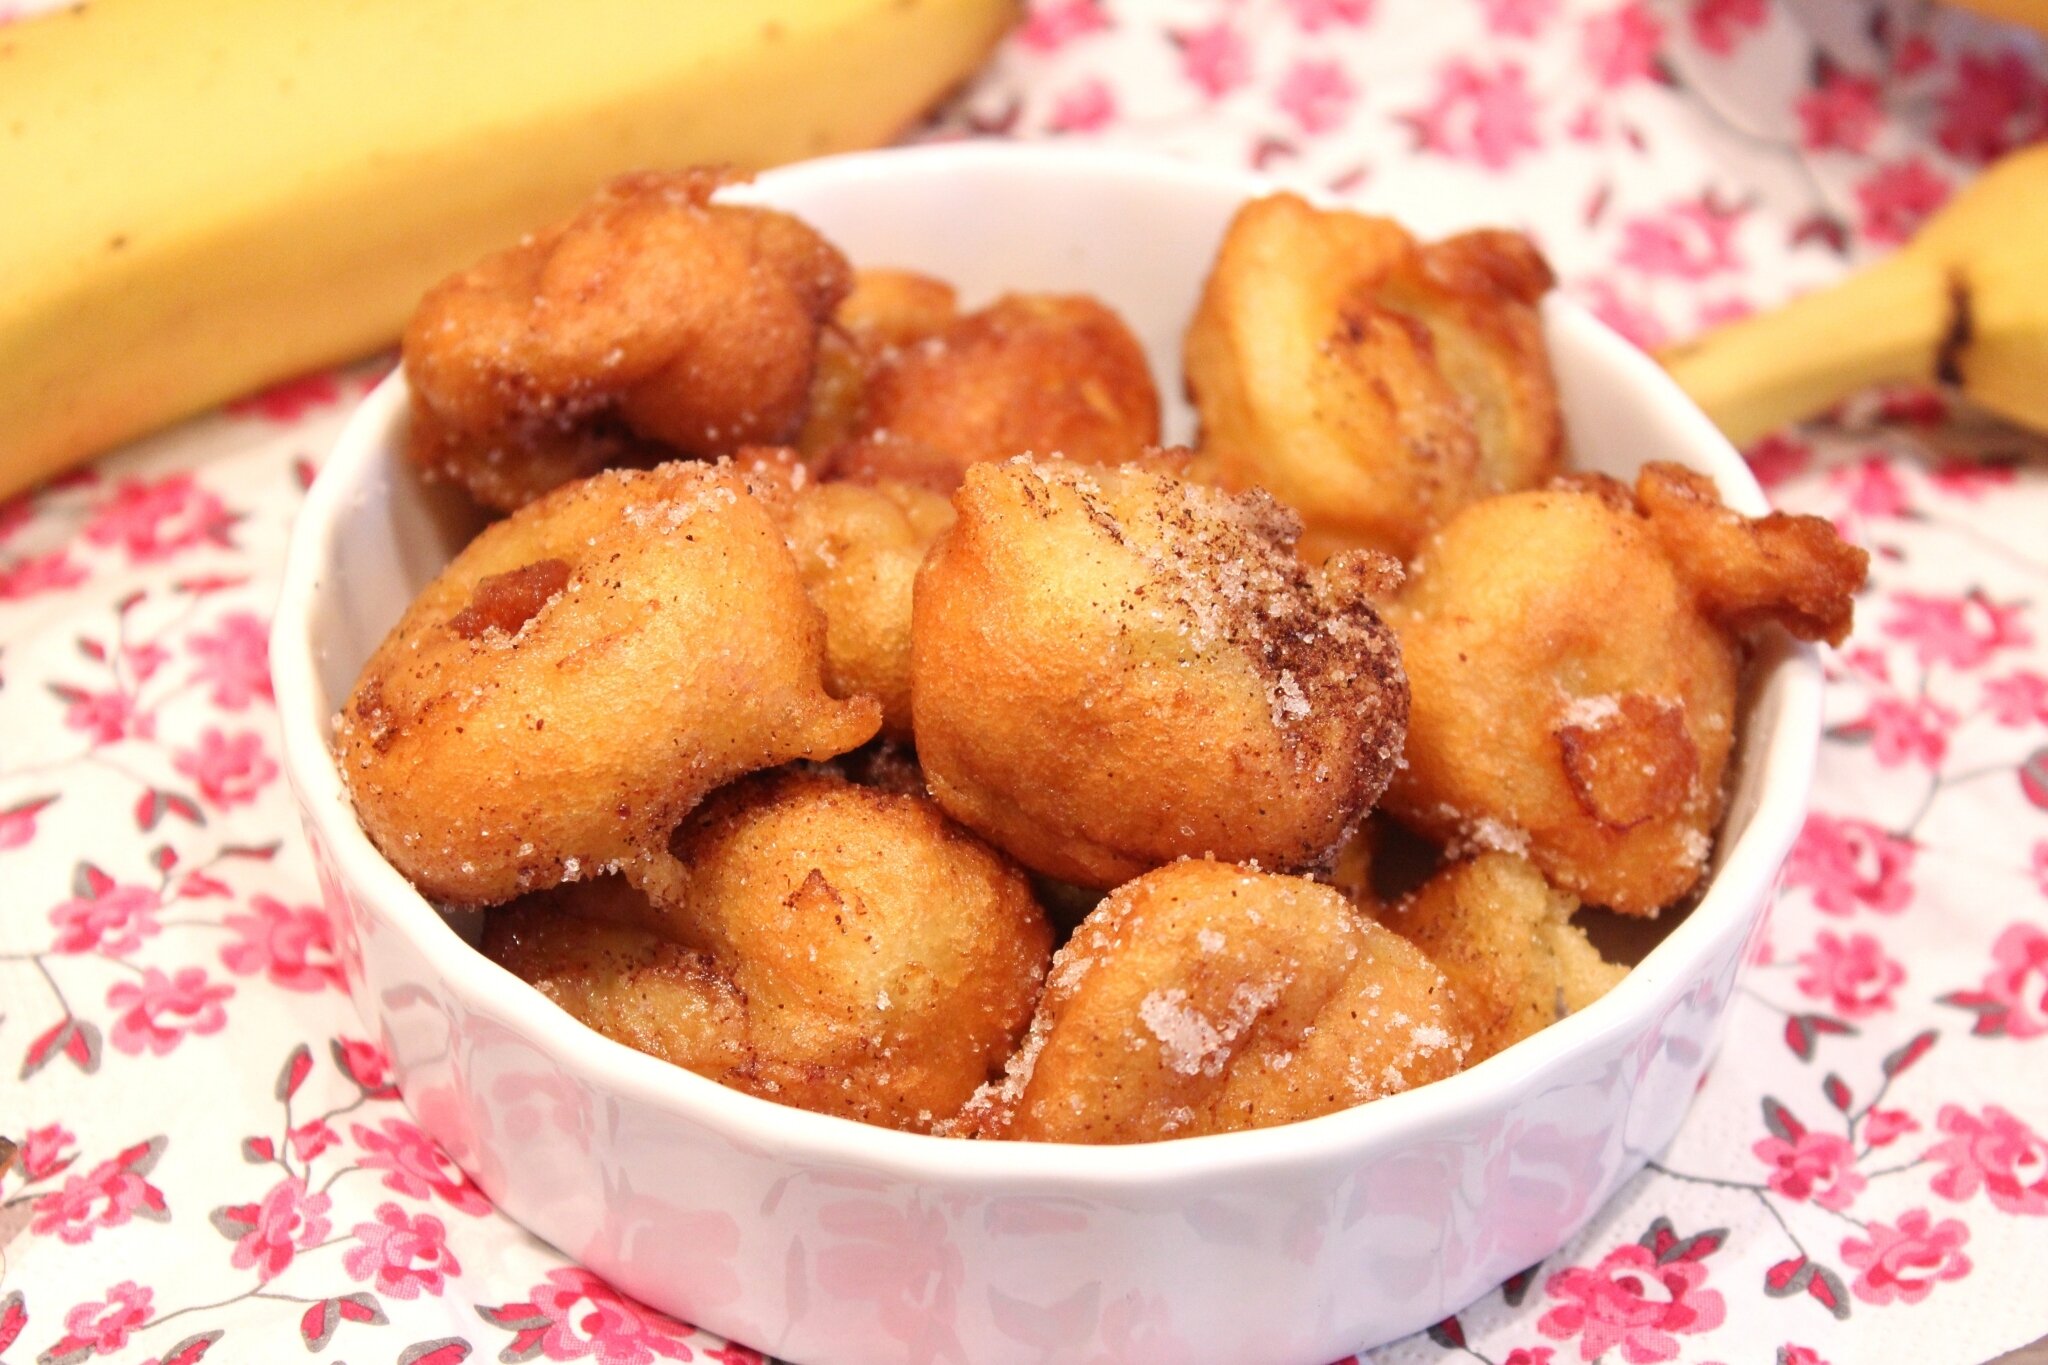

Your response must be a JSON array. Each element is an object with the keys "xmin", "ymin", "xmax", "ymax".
[
  {"xmin": 0, "ymin": 0, "xmax": 1016, "ymax": 499},
  {"xmin": 1660, "ymin": 141, "xmax": 2048, "ymax": 448}
]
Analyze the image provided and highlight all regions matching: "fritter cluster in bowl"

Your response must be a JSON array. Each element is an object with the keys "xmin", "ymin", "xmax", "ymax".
[{"xmin": 336, "ymin": 169, "xmax": 1869, "ymax": 1144}]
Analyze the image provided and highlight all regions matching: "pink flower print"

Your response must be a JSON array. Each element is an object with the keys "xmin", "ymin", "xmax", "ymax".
[
  {"xmin": 1783, "ymin": 814, "xmax": 1914, "ymax": 916},
  {"xmin": 815, "ymin": 1199, "xmax": 966, "ymax": 1362},
  {"xmin": 1171, "ymin": 20, "xmax": 1252, "ymax": 100},
  {"xmin": 1976, "ymin": 670, "xmax": 2045, "ymax": 731},
  {"xmin": 1482, "ymin": 0, "xmax": 1558, "ymax": 37},
  {"xmin": 345, "ymin": 1202, "xmax": 461, "ymax": 1299},
  {"xmin": 1974, "ymin": 922, "xmax": 2048, "ymax": 1037},
  {"xmin": 31, "ymin": 1151, "xmax": 167, "ymax": 1244},
  {"xmin": 220, "ymin": 895, "xmax": 343, "ymax": 992},
  {"xmin": 1795, "ymin": 71, "xmax": 1883, "ymax": 154},
  {"xmin": 0, "ymin": 548, "xmax": 89, "ymax": 599},
  {"xmin": 14, "ymin": 1123, "xmax": 77, "ymax": 1183},
  {"xmin": 1863, "ymin": 1108, "xmax": 1919, "ymax": 1148},
  {"xmin": 1283, "ymin": 0, "xmax": 1372, "ymax": 29},
  {"xmin": 485, "ymin": 1267, "xmax": 695, "ymax": 1363},
  {"xmin": 1743, "ymin": 433, "xmax": 1811, "ymax": 489},
  {"xmin": 1538, "ymin": 1242, "xmax": 1725, "ymax": 1362},
  {"xmin": 1839, "ymin": 1208, "xmax": 1971, "ymax": 1305},
  {"xmin": 1795, "ymin": 931, "xmax": 1904, "ymax": 1019},
  {"xmin": 1577, "ymin": 280, "xmax": 1667, "ymax": 351},
  {"xmin": 1695, "ymin": 296, "xmax": 1752, "ymax": 329},
  {"xmin": 1048, "ymin": 78, "xmax": 1116, "ymax": 134},
  {"xmin": 0, "ymin": 491, "xmax": 27, "ymax": 542},
  {"xmin": 1836, "ymin": 646, "xmax": 1891, "ymax": 686},
  {"xmin": 1404, "ymin": 59, "xmax": 1542, "ymax": 170},
  {"xmin": 1276, "ymin": 58, "xmax": 1357, "ymax": 134},
  {"xmin": 1828, "ymin": 455, "xmax": 1910, "ymax": 519},
  {"xmin": 1883, "ymin": 590, "xmax": 2032, "ymax": 670},
  {"xmin": 173, "ymin": 727, "xmax": 278, "ymax": 809},
  {"xmin": 1752, "ymin": 1130, "xmax": 1866, "ymax": 1211},
  {"xmin": 1926, "ymin": 1105, "xmax": 2048, "ymax": 1213},
  {"xmin": 351, "ymin": 1118, "xmax": 492, "ymax": 1215},
  {"xmin": 1852, "ymin": 694, "xmax": 1956, "ymax": 769},
  {"xmin": 288, "ymin": 1119, "xmax": 340, "ymax": 1163},
  {"xmin": 229, "ymin": 1176, "xmax": 332, "ymax": 1280},
  {"xmin": 1016, "ymin": 0, "xmax": 1109, "ymax": 53},
  {"xmin": 125, "ymin": 639, "xmax": 170, "ymax": 683},
  {"xmin": 2032, "ymin": 840, "xmax": 2048, "ymax": 897},
  {"xmin": 61, "ymin": 1283, "xmax": 153, "ymax": 1355},
  {"xmin": 1581, "ymin": 2, "xmax": 1664, "ymax": 89},
  {"xmin": 1504, "ymin": 1350, "xmax": 1557, "ymax": 1365},
  {"xmin": 184, "ymin": 610, "xmax": 273, "ymax": 709},
  {"xmin": 63, "ymin": 687, "xmax": 154, "ymax": 745},
  {"xmin": 49, "ymin": 883, "xmax": 162, "ymax": 955},
  {"xmin": 106, "ymin": 966, "xmax": 234, "ymax": 1056},
  {"xmin": 1780, "ymin": 1348, "xmax": 1829, "ymax": 1365},
  {"xmin": 1855, "ymin": 158, "xmax": 1951, "ymax": 246},
  {"xmin": 224, "ymin": 369, "xmax": 342, "ymax": 422},
  {"xmin": 1937, "ymin": 49, "xmax": 2043, "ymax": 163},
  {"xmin": 82, "ymin": 473, "xmax": 236, "ymax": 562},
  {"xmin": 0, "ymin": 794, "xmax": 57, "ymax": 851},
  {"xmin": 338, "ymin": 1036, "xmax": 401, "ymax": 1097},
  {"xmin": 1689, "ymin": 0, "xmax": 1766, "ymax": 55},
  {"xmin": 1617, "ymin": 196, "xmax": 1745, "ymax": 280}
]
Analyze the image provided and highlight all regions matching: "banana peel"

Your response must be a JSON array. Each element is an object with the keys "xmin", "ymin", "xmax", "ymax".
[
  {"xmin": 0, "ymin": 0, "xmax": 1017, "ymax": 499},
  {"xmin": 1661, "ymin": 141, "xmax": 2048, "ymax": 448}
]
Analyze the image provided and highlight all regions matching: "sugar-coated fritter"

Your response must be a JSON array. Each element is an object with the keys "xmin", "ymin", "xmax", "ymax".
[
  {"xmin": 1186, "ymin": 192, "xmax": 1560, "ymax": 561},
  {"xmin": 335, "ymin": 462, "xmax": 880, "ymax": 907},
  {"xmin": 950, "ymin": 861, "xmax": 1467, "ymax": 1143},
  {"xmin": 403, "ymin": 169, "xmax": 851, "ymax": 510},
  {"xmin": 912, "ymin": 457, "xmax": 1409, "ymax": 889},
  {"xmin": 483, "ymin": 771, "xmax": 1052, "ymax": 1132},
  {"xmin": 795, "ymin": 269, "xmax": 961, "ymax": 460},
  {"xmin": 1383, "ymin": 464, "xmax": 1866, "ymax": 915},
  {"xmin": 1370, "ymin": 853, "xmax": 1625, "ymax": 1065},
  {"xmin": 781, "ymin": 477, "xmax": 955, "ymax": 740},
  {"xmin": 830, "ymin": 293, "xmax": 1161, "ymax": 491}
]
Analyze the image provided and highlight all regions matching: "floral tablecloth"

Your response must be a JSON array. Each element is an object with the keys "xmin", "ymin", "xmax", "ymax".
[{"xmin": 3, "ymin": 2, "xmax": 2046, "ymax": 1363}]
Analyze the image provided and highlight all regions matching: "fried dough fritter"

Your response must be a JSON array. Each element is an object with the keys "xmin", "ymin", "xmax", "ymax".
[
  {"xmin": 1383, "ymin": 465, "xmax": 1865, "ymax": 915},
  {"xmin": 402, "ymin": 169, "xmax": 851, "ymax": 511},
  {"xmin": 950, "ymin": 861, "xmax": 1467, "ymax": 1143},
  {"xmin": 483, "ymin": 771, "xmax": 1052, "ymax": 1132},
  {"xmin": 781, "ymin": 477, "xmax": 956, "ymax": 740},
  {"xmin": 1370, "ymin": 853, "xmax": 1625, "ymax": 1065},
  {"xmin": 795, "ymin": 269, "xmax": 962, "ymax": 461},
  {"xmin": 829, "ymin": 293, "xmax": 1161, "ymax": 491},
  {"xmin": 911, "ymin": 457, "xmax": 1409, "ymax": 889},
  {"xmin": 1185, "ymin": 193, "xmax": 1560, "ymax": 561},
  {"xmin": 335, "ymin": 462, "xmax": 880, "ymax": 906}
]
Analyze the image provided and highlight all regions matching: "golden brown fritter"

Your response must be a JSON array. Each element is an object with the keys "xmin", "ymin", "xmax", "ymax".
[
  {"xmin": 1369, "ymin": 853, "xmax": 1625, "ymax": 1065},
  {"xmin": 1185, "ymin": 192, "xmax": 1560, "ymax": 561},
  {"xmin": 334, "ymin": 462, "xmax": 880, "ymax": 906},
  {"xmin": 912, "ymin": 457, "xmax": 1409, "ymax": 889},
  {"xmin": 483, "ymin": 771, "xmax": 1052, "ymax": 1132},
  {"xmin": 795, "ymin": 269, "xmax": 962, "ymax": 461},
  {"xmin": 829, "ymin": 293, "xmax": 1161, "ymax": 491},
  {"xmin": 403, "ymin": 169, "xmax": 851, "ymax": 511},
  {"xmin": 780, "ymin": 478, "xmax": 955, "ymax": 740},
  {"xmin": 1383, "ymin": 466, "xmax": 1864, "ymax": 915},
  {"xmin": 951, "ymin": 861, "xmax": 1467, "ymax": 1143}
]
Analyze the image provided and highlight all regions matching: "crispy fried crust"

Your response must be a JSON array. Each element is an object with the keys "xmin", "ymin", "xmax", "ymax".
[
  {"xmin": 1635, "ymin": 463, "xmax": 1868, "ymax": 646},
  {"xmin": 1370, "ymin": 853, "xmax": 1625, "ymax": 1064},
  {"xmin": 482, "ymin": 771, "xmax": 1051, "ymax": 1132},
  {"xmin": 335, "ymin": 462, "xmax": 879, "ymax": 906},
  {"xmin": 1185, "ymin": 193, "xmax": 1560, "ymax": 561},
  {"xmin": 951, "ymin": 861, "xmax": 1467, "ymax": 1142},
  {"xmin": 780, "ymin": 478, "xmax": 956, "ymax": 740},
  {"xmin": 829, "ymin": 293, "xmax": 1161, "ymax": 490},
  {"xmin": 403, "ymin": 169, "xmax": 851, "ymax": 510},
  {"xmin": 912, "ymin": 458, "xmax": 1409, "ymax": 889}
]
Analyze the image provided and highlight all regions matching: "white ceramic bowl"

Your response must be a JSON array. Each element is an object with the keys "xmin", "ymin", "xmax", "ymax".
[{"xmin": 272, "ymin": 143, "xmax": 1820, "ymax": 1365}]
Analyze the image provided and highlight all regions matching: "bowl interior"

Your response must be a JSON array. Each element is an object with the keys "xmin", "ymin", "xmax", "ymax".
[{"xmin": 277, "ymin": 143, "xmax": 1815, "ymax": 1182}]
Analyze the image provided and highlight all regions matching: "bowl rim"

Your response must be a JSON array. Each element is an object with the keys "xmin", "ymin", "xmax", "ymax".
[{"xmin": 271, "ymin": 140, "xmax": 1822, "ymax": 1192}]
